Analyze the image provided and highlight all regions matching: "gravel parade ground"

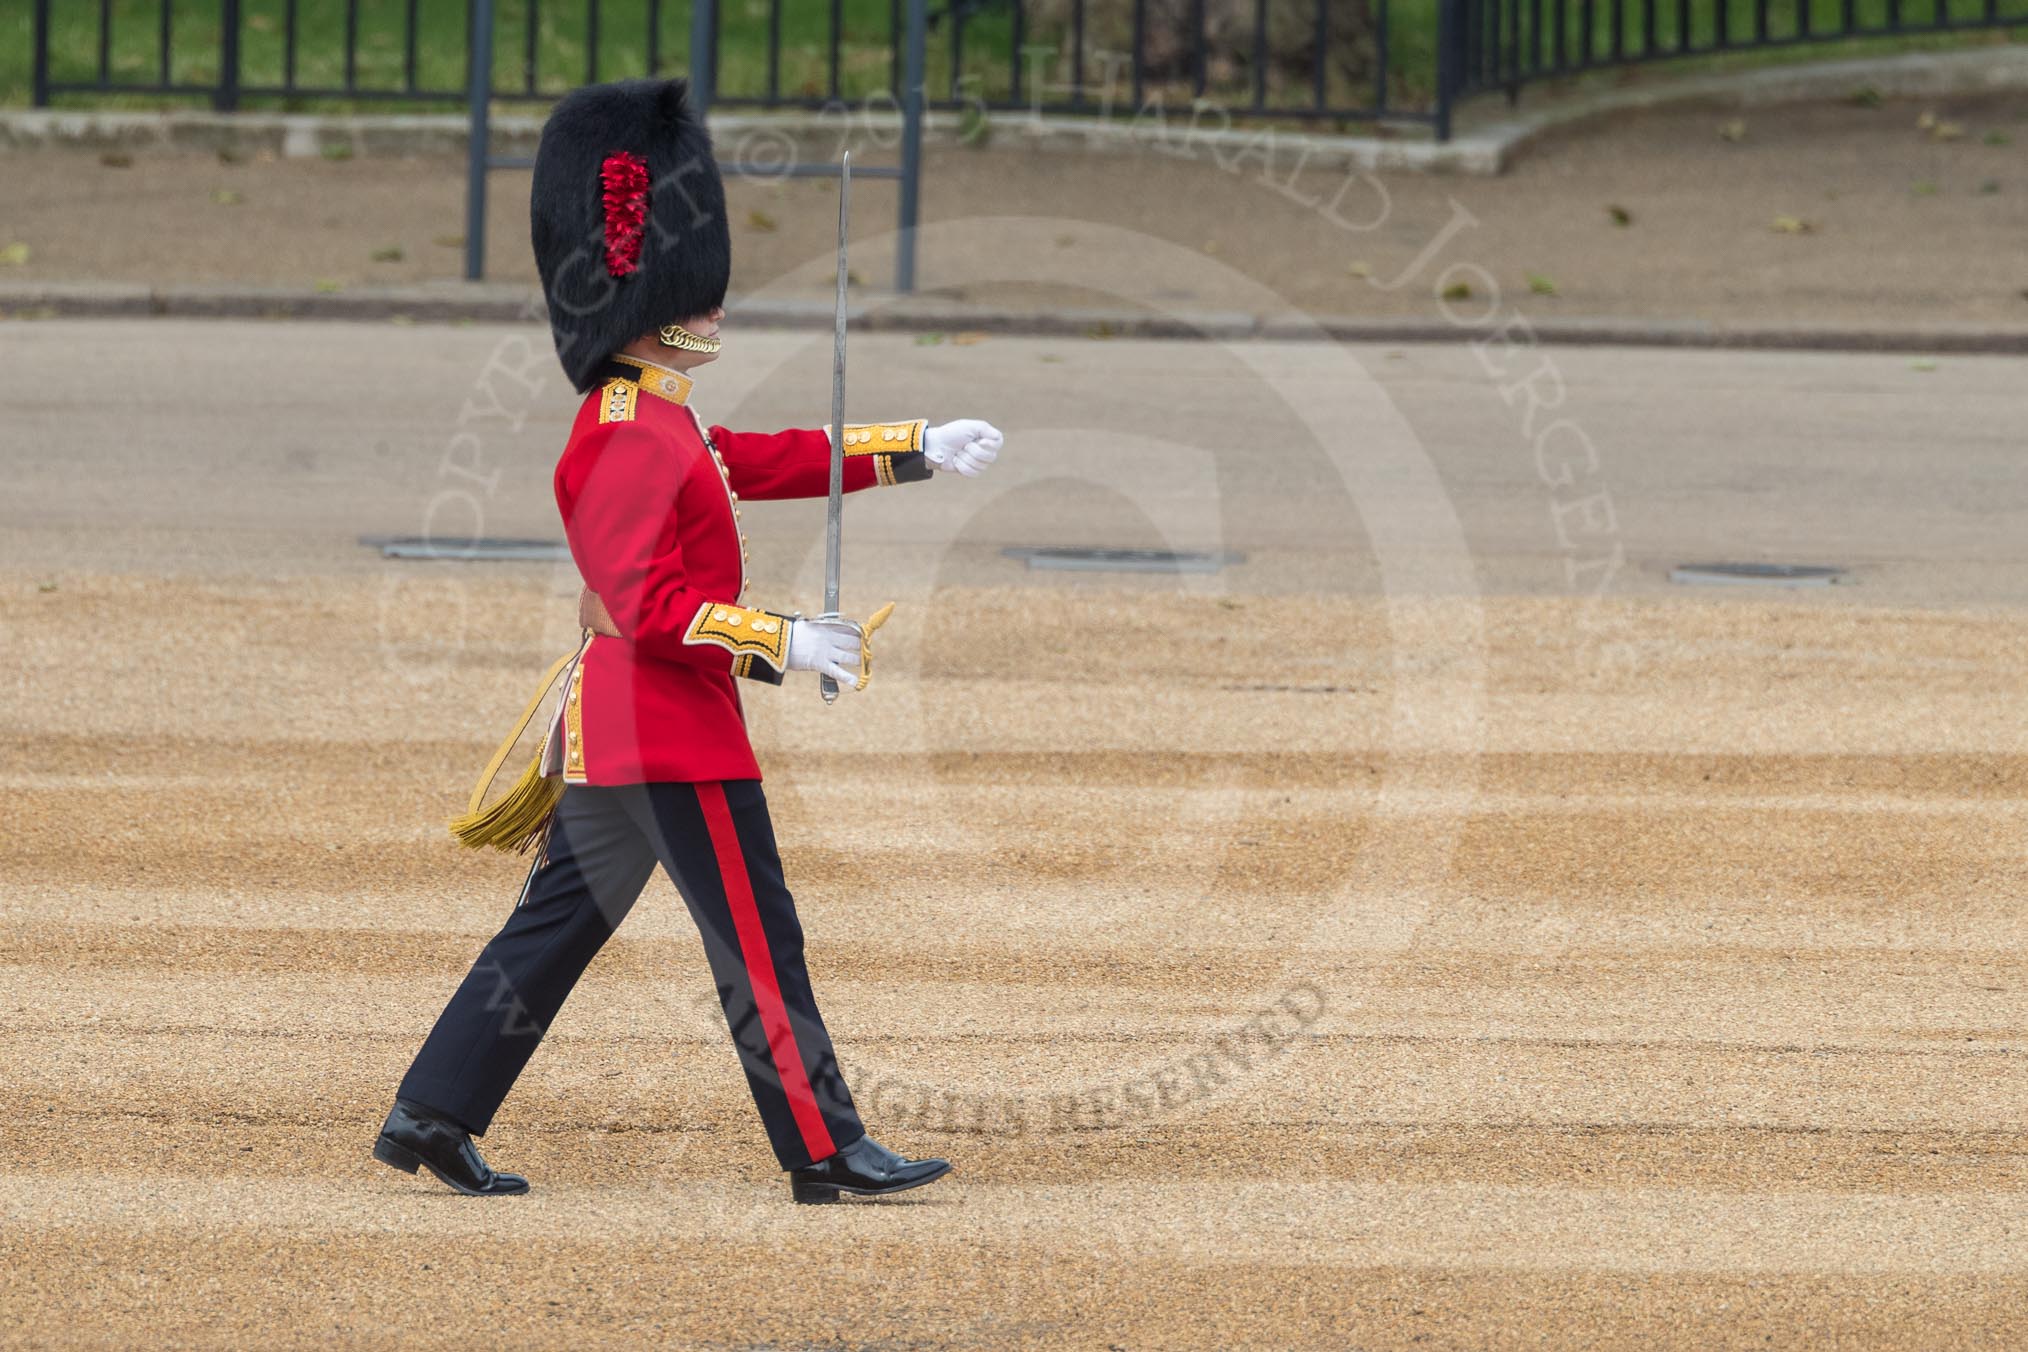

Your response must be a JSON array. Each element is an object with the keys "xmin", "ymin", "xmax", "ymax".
[{"xmin": 2, "ymin": 319, "xmax": 2025, "ymax": 1348}]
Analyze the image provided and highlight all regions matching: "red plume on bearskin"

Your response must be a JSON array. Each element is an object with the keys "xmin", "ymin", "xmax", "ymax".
[{"xmin": 599, "ymin": 151, "xmax": 650, "ymax": 278}]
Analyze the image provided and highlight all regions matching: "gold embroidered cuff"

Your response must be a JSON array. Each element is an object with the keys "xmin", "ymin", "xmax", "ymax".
[
  {"xmin": 839, "ymin": 420, "xmax": 930, "ymax": 486},
  {"xmin": 684, "ymin": 601, "xmax": 792, "ymax": 672},
  {"xmin": 731, "ymin": 652, "xmax": 785, "ymax": 685},
  {"xmin": 838, "ymin": 420, "xmax": 925, "ymax": 454}
]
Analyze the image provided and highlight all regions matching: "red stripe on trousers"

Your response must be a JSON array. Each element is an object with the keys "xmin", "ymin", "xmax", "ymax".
[{"xmin": 695, "ymin": 781, "xmax": 837, "ymax": 1164}]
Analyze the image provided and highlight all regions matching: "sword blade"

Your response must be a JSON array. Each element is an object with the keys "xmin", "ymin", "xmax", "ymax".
[{"xmin": 820, "ymin": 151, "xmax": 851, "ymax": 704}]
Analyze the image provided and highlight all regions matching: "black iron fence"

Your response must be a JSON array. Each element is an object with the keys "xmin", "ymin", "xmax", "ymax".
[
  {"xmin": 25, "ymin": 1, "xmax": 2028, "ymax": 136},
  {"xmin": 31, "ymin": 1, "xmax": 1446, "ymax": 129},
  {"xmin": 1456, "ymin": 0, "xmax": 2028, "ymax": 99}
]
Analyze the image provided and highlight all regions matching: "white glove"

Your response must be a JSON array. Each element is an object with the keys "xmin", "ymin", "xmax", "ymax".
[
  {"xmin": 923, "ymin": 419, "xmax": 1003, "ymax": 477},
  {"xmin": 784, "ymin": 603, "xmax": 894, "ymax": 691}
]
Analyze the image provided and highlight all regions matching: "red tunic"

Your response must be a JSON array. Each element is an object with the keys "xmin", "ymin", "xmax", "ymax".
[{"xmin": 553, "ymin": 354, "xmax": 930, "ymax": 784}]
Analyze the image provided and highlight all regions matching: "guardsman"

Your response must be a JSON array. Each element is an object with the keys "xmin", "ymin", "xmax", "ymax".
[{"xmin": 373, "ymin": 77, "xmax": 1003, "ymax": 1203}]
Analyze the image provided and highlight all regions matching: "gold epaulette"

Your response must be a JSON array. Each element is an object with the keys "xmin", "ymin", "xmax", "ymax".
[
  {"xmin": 684, "ymin": 601, "xmax": 792, "ymax": 671},
  {"xmin": 597, "ymin": 378, "xmax": 639, "ymax": 424}
]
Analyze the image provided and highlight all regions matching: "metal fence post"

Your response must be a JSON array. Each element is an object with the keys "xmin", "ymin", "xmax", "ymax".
[
  {"xmin": 689, "ymin": 0, "xmax": 717, "ymax": 109},
  {"xmin": 216, "ymin": 0, "xmax": 242, "ymax": 110},
  {"xmin": 1434, "ymin": 0, "xmax": 1458, "ymax": 141},
  {"xmin": 465, "ymin": 0, "xmax": 496, "ymax": 281},
  {"xmin": 894, "ymin": 0, "xmax": 926, "ymax": 293},
  {"xmin": 31, "ymin": 0, "xmax": 51, "ymax": 106}
]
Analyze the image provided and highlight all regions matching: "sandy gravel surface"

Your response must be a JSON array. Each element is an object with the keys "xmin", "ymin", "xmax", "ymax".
[
  {"xmin": 3, "ymin": 91, "xmax": 2027, "ymax": 325},
  {"xmin": 2, "ymin": 323, "xmax": 2026, "ymax": 1347}
]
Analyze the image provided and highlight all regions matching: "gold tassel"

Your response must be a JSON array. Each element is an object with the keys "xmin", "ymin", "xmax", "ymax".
[
  {"xmin": 447, "ymin": 639, "xmax": 586, "ymax": 853},
  {"xmin": 448, "ymin": 754, "xmax": 566, "ymax": 854}
]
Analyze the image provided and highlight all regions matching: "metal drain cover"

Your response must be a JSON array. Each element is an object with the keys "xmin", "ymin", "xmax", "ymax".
[
  {"xmin": 1003, "ymin": 547, "xmax": 1242, "ymax": 574},
  {"xmin": 1669, "ymin": 562, "xmax": 1846, "ymax": 587},
  {"xmin": 367, "ymin": 536, "xmax": 571, "ymax": 562}
]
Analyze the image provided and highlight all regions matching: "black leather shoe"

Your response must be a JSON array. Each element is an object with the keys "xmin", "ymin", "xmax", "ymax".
[
  {"xmin": 788, "ymin": 1134, "xmax": 951, "ymax": 1203},
  {"xmin": 372, "ymin": 1098, "xmax": 529, "ymax": 1197}
]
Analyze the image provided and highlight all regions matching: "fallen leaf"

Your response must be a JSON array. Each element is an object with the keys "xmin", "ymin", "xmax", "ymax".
[
  {"xmin": 1909, "ymin": 358, "xmax": 1937, "ymax": 372},
  {"xmin": 1983, "ymin": 131, "xmax": 2011, "ymax": 146},
  {"xmin": 1771, "ymin": 215, "xmax": 1815, "ymax": 234},
  {"xmin": 388, "ymin": 315, "xmax": 415, "ymax": 326},
  {"xmin": 313, "ymin": 279, "xmax": 344, "ymax": 294},
  {"xmin": 1086, "ymin": 321, "xmax": 1119, "ymax": 340},
  {"xmin": 1439, "ymin": 280, "xmax": 1473, "ymax": 301},
  {"xmin": 37, "ymin": 581, "xmax": 58, "ymax": 593},
  {"xmin": 1910, "ymin": 181, "xmax": 1939, "ymax": 197},
  {"xmin": 1606, "ymin": 204, "xmax": 1633, "ymax": 226},
  {"xmin": 1916, "ymin": 109, "xmax": 1938, "ymax": 130},
  {"xmin": 1717, "ymin": 119, "xmax": 1746, "ymax": 143},
  {"xmin": 845, "ymin": 268, "xmax": 863, "ymax": 287},
  {"xmin": 1202, "ymin": 240, "xmax": 1221, "ymax": 255},
  {"xmin": 746, "ymin": 209, "xmax": 777, "ymax": 232},
  {"xmin": 99, "ymin": 151, "xmax": 133, "ymax": 168},
  {"xmin": 210, "ymin": 188, "xmax": 242, "ymax": 206},
  {"xmin": 1930, "ymin": 120, "xmax": 1966, "ymax": 142},
  {"xmin": 432, "ymin": 233, "xmax": 465, "ymax": 248},
  {"xmin": 952, "ymin": 331, "xmax": 989, "ymax": 346},
  {"xmin": 1346, "ymin": 260, "xmax": 1374, "ymax": 279},
  {"xmin": 0, "ymin": 243, "xmax": 29, "ymax": 266},
  {"xmin": 217, "ymin": 147, "xmax": 246, "ymax": 165},
  {"xmin": 913, "ymin": 333, "xmax": 945, "ymax": 346},
  {"xmin": 370, "ymin": 245, "xmax": 406, "ymax": 263},
  {"xmin": 958, "ymin": 105, "xmax": 991, "ymax": 147},
  {"xmin": 1526, "ymin": 272, "xmax": 1557, "ymax": 296}
]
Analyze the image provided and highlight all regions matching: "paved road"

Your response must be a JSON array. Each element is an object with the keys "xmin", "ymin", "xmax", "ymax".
[{"xmin": 3, "ymin": 319, "xmax": 2024, "ymax": 606}]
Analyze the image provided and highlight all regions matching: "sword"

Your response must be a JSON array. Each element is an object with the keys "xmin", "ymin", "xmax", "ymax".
[{"xmin": 819, "ymin": 151, "xmax": 851, "ymax": 705}]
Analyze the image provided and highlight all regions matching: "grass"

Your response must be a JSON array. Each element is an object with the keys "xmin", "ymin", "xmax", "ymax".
[
  {"xmin": 0, "ymin": 0, "xmax": 2021, "ymax": 121},
  {"xmin": 1, "ymin": 0, "xmax": 910, "ymax": 109}
]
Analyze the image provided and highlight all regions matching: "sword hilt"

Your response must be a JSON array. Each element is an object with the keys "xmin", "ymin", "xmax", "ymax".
[{"xmin": 816, "ymin": 610, "xmax": 848, "ymax": 705}]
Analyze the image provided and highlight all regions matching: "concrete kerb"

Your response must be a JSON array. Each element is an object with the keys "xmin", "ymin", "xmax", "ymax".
[
  {"xmin": 6, "ymin": 280, "xmax": 2028, "ymax": 353},
  {"xmin": 4, "ymin": 45, "xmax": 2025, "ymax": 175},
  {"xmin": 0, "ymin": 105, "xmax": 1500, "ymax": 172}
]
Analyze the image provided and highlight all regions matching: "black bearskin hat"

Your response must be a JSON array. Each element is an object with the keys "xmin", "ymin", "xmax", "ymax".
[{"xmin": 530, "ymin": 78, "xmax": 731, "ymax": 392}]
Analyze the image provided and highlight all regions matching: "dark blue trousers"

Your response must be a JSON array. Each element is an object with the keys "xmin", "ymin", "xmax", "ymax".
[{"xmin": 398, "ymin": 781, "xmax": 864, "ymax": 1170}]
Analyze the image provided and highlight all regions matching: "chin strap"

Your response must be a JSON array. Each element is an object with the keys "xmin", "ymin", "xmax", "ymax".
[{"xmin": 658, "ymin": 322, "xmax": 722, "ymax": 355}]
